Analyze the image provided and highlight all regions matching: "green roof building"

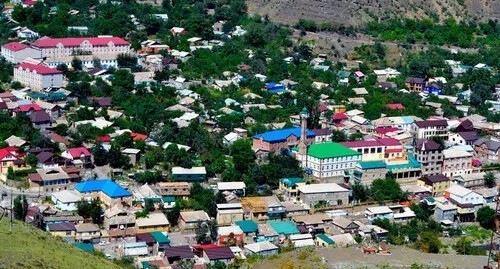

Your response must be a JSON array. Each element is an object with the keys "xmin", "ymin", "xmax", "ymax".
[
  {"xmin": 268, "ymin": 221, "xmax": 299, "ymax": 236},
  {"xmin": 235, "ymin": 220, "xmax": 258, "ymax": 234},
  {"xmin": 306, "ymin": 142, "xmax": 362, "ymax": 179}
]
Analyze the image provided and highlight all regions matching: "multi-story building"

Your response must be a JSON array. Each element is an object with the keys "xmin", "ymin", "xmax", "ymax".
[
  {"xmin": 262, "ymin": 195, "xmax": 285, "ymax": 220},
  {"xmin": 339, "ymin": 140, "xmax": 384, "ymax": 162},
  {"xmin": 30, "ymin": 36, "xmax": 130, "ymax": 68},
  {"xmin": 28, "ymin": 166, "xmax": 81, "ymax": 192},
  {"xmin": 279, "ymin": 177, "xmax": 306, "ymax": 198},
  {"xmin": 216, "ymin": 203, "xmax": 244, "ymax": 226},
  {"xmin": 303, "ymin": 142, "xmax": 361, "ymax": 179},
  {"xmin": 414, "ymin": 139, "xmax": 443, "ymax": 176},
  {"xmin": 442, "ymin": 149, "xmax": 473, "ymax": 178},
  {"xmin": 75, "ymin": 179, "xmax": 132, "ymax": 207},
  {"xmin": 412, "ymin": 120, "xmax": 448, "ymax": 140},
  {"xmin": 156, "ymin": 182, "xmax": 190, "ymax": 198},
  {"xmin": 297, "ymin": 183, "xmax": 349, "ymax": 207},
  {"xmin": 405, "ymin": 77, "xmax": 426, "ymax": 92},
  {"xmin": 13, "ymin": 63, "xmax": 64, "ymax": 90},
  {"xmin": 417, "ymin": 174, "xmax": 451, "ymax": 196},
  {"xmin": 1, "ymin": 42, "xmax": 42, "ymax": 63},
  {"xmin": 103, "ymin": 206, "xmax": 136, "ymax": 235},
  {"xmin": 445, "ymin": 185, "xmax": 484, "ymax": 222},
  {"xmin": 353, "ymin": 161, "xmax": 387, "ymax": 185},
  {"xmin": 473, "ymin": 138, "xmax": 500, "ymax": 163}
]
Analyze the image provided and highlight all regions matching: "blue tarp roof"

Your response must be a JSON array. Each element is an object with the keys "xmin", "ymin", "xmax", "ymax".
[
  {"xmin": 75, "ymin": 243, "xmax": 94, "ymax": 252},
  {"xmin": 75, "ymin": 179, "xmax": 131, "ymax": 198},
  {"xmin": 253, "ymin": 127, "xmax": 315, "ymax": 143},
  {"xmin": 401, "ymin": 116, "xmax": 415, "ymax": 124}
]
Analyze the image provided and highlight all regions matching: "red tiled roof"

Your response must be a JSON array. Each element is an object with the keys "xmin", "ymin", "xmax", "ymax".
[
  {"xmin": 386, "ymin": 103, "xmax": 405, "ymax": 110},
  {"xmin": 472, "ymin": 159, "xmax": 482, "ymax": 166},
  {"xmin": 0, "ymin": 147, "xmax": 18, "ymax": 160},
  {"xmin": 18, "ymin": 104, "xmax": 41, "ymax": 112},
  {"xmin": 15, "ymin": 63, "xmax": 62, "ymax": 75},
  {"xmin": 95, "ymin": 135, "xmax": 111, "ymax": 142},
  {"xmin": 31, "ymin": 37, "xmax": 129, "ymax": 48},
  {"xmin": 374, "ymin": 126, "xmax": 400, "ymax": 134},
  {"xmin": 2, "ymin": 42, "xmax": 28, "ymax": 52},
  {"xmin": 385, "ymin": 148, "xmax": 403, "ymax": 153},
  {"xmin": 340, "ymin": 140, "xmax": 381, "ymax": 148},
  {"xmin": 66, "ymin": 147, "xmax": 91, "ymax": 158},
  {"xmin": 376, "ymin": 138, "xmax": 401, "ymax": 146},
  {"xmin": 131, "ymin": 133, "xmax": 147, "ymax": 141},
  {"xmin": 194, "ymin": 244, "xmax": 220, "ymax": 250},
  {"xmin": 332, "ymin": 112, "xmax": 348, "ymax": 121}
]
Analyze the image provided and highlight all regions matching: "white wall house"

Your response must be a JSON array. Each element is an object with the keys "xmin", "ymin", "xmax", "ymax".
[{"xmin": 1, "ymin": 42, "xmax": 42, "ymax": 63}]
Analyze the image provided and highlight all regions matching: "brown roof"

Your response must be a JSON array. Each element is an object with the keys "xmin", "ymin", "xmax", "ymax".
[
  {"xmin": 421, "ymin": 174, "xmax": 450, "ymax": 184},
  {"xmin": 415, "ymin": 139, "xmax": 442, "ymax": 151},
  {"xmin": 414, "ymin": 120, "xmax": 447, "ymax": 128}
]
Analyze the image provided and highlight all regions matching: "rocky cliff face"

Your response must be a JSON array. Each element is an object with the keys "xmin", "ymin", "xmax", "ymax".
[{"xmin": 247, "ymin": 0, "xmax": 499, "ymax": 25}]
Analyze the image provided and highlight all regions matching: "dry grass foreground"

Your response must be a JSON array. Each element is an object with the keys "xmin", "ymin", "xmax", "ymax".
[{"xmin": 0, "ymin": 218, "xmax": 119, "ymax": 269}]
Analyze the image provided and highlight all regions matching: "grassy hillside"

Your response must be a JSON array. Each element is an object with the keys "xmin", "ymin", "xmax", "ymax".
[{"xmin": 0, "ymin": 218, "xmax": 120, "ymax": 269}]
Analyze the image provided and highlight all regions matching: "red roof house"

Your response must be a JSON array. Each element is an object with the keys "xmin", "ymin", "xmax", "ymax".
[{"xmin": 386, "ymin": 103, "xmax": 405, "ymax": 110}]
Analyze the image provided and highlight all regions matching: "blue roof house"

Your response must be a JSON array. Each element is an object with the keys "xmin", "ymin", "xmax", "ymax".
[
  {"xmin": 252, "ymin": 127, "xmax": 315, "ymax": 154},
  {"xmin": 75, "ymin": 179, "xmax": 132, "ymax": 206},
  {"xmin": 265, "ymin": 82, "xmax": 286, "ymax": 94},
  {"xmin": 423, "ymin": 84, "xmax": 443, "ymax": 95}
]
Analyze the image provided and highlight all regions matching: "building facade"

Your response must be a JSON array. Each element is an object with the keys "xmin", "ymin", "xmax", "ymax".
[
  {"xmin": 414, "ymin": 139, "xmax": 443, "ymax": 176},
  {"xmin": 303, "ymin": 142, "xmax": 362, "ymax": 179},
  {"xmin": 442, "ymin": 149, "xmax": 473, "ymax": 178},
  {"xmin": 13, "ymin": 63, "xmax": 64, "ymax": 90},
  {"xmin": 412, "ymin": 120, "xmax": 448, "ymax": 140},
  {"xmin": 1, "ymin": 42, "xmax": 42, "ymax": 63}
]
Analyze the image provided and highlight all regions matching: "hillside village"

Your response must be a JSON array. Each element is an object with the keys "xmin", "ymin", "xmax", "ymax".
[{"xmin": 0, "ymin": 0, "xmax": 498, "ymax": 268}]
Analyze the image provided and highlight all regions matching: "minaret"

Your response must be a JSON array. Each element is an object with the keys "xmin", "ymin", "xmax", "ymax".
[{"xmin": 298, "ymin": 107, "xmax": 309, "ymax": 155}]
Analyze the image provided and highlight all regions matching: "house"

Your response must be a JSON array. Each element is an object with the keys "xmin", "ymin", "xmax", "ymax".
[
  {"xmin": 353, "ymin": 161, "xmax": 387, "ymax": 185},
  {"xmin": 235, "ymin": 219, "xmax": 258, "ymax": 236},
  {"xmin": 244, "ymin": 241, "xmax": 279, "ymax": 256},
  {"xmin": 87, "ymin": 97, "xmax": 112, "ymax": 107},
  {"xmin": 353, "ymin": 71, "xmax": 365, "ymax": 82},
  {"xmin": 47, "ymin": 222, "xmax": 76, "ymax": 238},
  {"xmin": 252, "ymin": 127, "xmax": 315, "ymax": 154},
  {"xmin": 405, "ymin": 77, "xmax": 426, "ymax": 92},
  {"xmin": 375, "ymin": 81, "xmax": 397, "ymax": 90},
  {"xmin": 75, "ymin": 223, "xmax": 100, "ymax": 242},
  {"xmin": 61, "ymin": 147, "xmax": 92, "ymax": 167},
  {"xmin": 473, "ymin": 138, "xmax": 500, "ymax": 163},
  {"xmin": 4, "ymin": 135, "xmax": 27, "ymax": 148},
  {"xmin": 217, "ymin": 182, "xmax": 246, "ymax": 197},
  {"xmin": 302, "ymin": 142, "xmax": 362, "ymax": 179},
  {"xmin": 268, "ymin": 221, "xmax": 300, "ymax": 238},
  {"xmin": 424, "ymin": 84, "xmax": 443, "ymax": 95},
  {"xmin": 290, "ymin": 233, "xmax": 315, "ymax": 248},
  {"xmin": 434, "ymin": 201, "xmax": 457, "ymax": 223},
  {"xmin": 329, "ymin": 233, "xmax": 357, "ymax": 247},
  {"xmin": 448, "ymin": 132, "xmax": 480, "ymax": 146},
  {"xmin": 292, "ymin": 213, "xmax": 333, "ymax": 234},
  {"xmin": 256, "ymin": 223, "xmax": 279, "ymax": 243},
  {"xmin": 216, "ymin": 203, "xmax": 244, "ymax": 226},
  {"xmin": 390, "ymin": 205, "xmax": 416, "ymax": 222},
  {"xmin": 202, "ymin": 246, "xmax": 235, "ymax": 265},
  {"xmin": 51, "ymin": 190, "xmax": 82, "ymax": 211},
  {"xmin": 417, "ymin": 174, "xmax": 451, "ymax": 196},
  {"xmin": 311, "ymin": 129, "xmax": 332, "ymax": 143},
  {"xmin": 386, "ymin": 103, "xmax": 405, "ymax": 110},
  {"xmin": 265, "ymin": 82, "xmax": 286, "ymax": 94},
  {"xmin": 14, "ymin": 63, "xmax": 64, "ymax": 90},
  {"xmin": 316, "ymin": 233, "xmax": 335, "ymax": 247},
  {"xmin": 365, "ymin": 206, "xmax": 394, "ymax": 222},
  {"xmin": 1, "ymin": 42, "xmax": 42, "ymax": 63},
  {"xmin": 445, "ymin": 185, "xmax": 484, "ymax": 220},
  {"xmin": 339, "ymin": 140, "xmax": 385, "ymax": 162},
  {"xmin": 279, "ymin": 177, "xmax": 306, "ymax": 199},
  {"xmin": 217, "ymin": 225, "xmax": 244, "ymax": 246},
  {"xmin": 161, "ymin": 196, "xmax": 176, "ymax": 209},
  {"xmin": 442, "ymin": 149, "xmax": 473, "ymax": 178},
  {"xmin": 282, "ymin": 201, "xmax": 310, "ymax": 217},
  {"xmin": 136, "ymin": 212, "xmax": 170, "ymax": 233},
  {"xmin": 241, "ymin": 197, "xmax": 268, "ymax": 221},
  {"xmin": 297, "ymin": 183, "xmax": 349, "ymax": 208},
  {"xmin": 261, "ymin": 196, "xmax": 285, "ymax": 220},
  {"xmin": 172, "ymin": 167, "xmax": 206, "ymax": 182},
  {"xmin": 103, "ymin": 206, "xmax": 136, "ymax": 234},
  {"xmin": 122, "ymin": 148, "xmax": 141, "ymax": 165},
  {"xmin": 414, "ymin": 139, "xmax": 443, "ymax": 176},
  {"xmin": 178, "ymin": 210, "xmax": 210, "ymax": 229},
  {"xmin": 74, "ymin": 179, "xmax": 132, "ymax": 207},
  {"xmin": 452, "ymin": 172, "xmax": 488, "ymax": 188},
  {"xmin": 29, "ymin": 110, "xmax": 52, "ymax": 130},
  {"xmin": 170, "ymin": 27, "xmax": 187, "ymax": 36},
  {"xmin": 412, "ymin": 120, "xmax": 448, "ymax": 140},
  {"xmin": 0, "ymin": 147, "xmax": 24, "ymax": 182},
  {"xmin": 164, "ymin": 246, "xmax": 195, "ymax": 264},
  {"xmin": 373, "ymin": 68, "xmax": 401, "ymax": 81},
  {"xmin": 124, "ymin": 242, "xmax": 149, "ymax": 257},
  {"xmin": 156, "ymin": 182, "xmax": 190, "ymax": 198},
  {"xmin": 28, "ymin": 167, "xmax": 79, "ymax": 193}
]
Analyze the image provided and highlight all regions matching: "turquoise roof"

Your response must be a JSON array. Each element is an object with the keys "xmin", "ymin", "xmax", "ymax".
[
  {"xmin": 386, "ymin": 155, "xmax": 420, "ymax": 171},
  {"xmin": 402, "ymin": 116, "xmax": 415, "ymax": 124},
  {"xmin": 281, "ymin": 177, "xmax": 305, "ymax": 187},
  {"xmin": 161, "ymin": 196, "xmax": 175, "ymax": 203},
  {"xmin": 235, "ymin": 220, "xmax": 258, "ymax": 233},
  {"xmin": 268, "ymin": 221, "xmax": 299, "ymax": 235},
  {"xmin": 75, "ymin": 179, "xmax": 131, "ymax": 198},
  {"xmin": 75, "ymin": 243, "xmax": 94, "ymax": 252},
  {"xmin": 317, "ymin": 234, "xmax": 334, "ymax": 245},
  {"xmin": 28, "ymin": 93, "xmax": 47, "ymax": 99},
  {"xmin": 150, "ymin": 231, "xmax": 170, "ymax": 244},
  {"xmin": 358, "ymin": 161, "xmax": 386, "ymax": 170}
]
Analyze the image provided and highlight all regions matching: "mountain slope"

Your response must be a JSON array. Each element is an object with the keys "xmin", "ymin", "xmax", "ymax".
[
  {"xmin": 0, "ymin": 218, "xmax": 119, "ymax": 269},
  {"xmin": 247, "ymin": 0, "xmax": 499, "ymax": 25}
]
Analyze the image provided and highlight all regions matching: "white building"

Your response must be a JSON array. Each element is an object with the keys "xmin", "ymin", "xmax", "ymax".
[
  {"xmin": 442, "ymin": 149, "xmax": 473, "ymax": 178},
  {"xmin": 303, "ymin": 142, "xmax": 362, "ymax": 179},
  {"xmin": 51, "ymin": 190, "xmax": 82, "ymax": 211},
  {"xmin": 13, "ymin": 63, "xmax": 64, "ymax": 90},
  {"xmin": 30, "ymin": 36, "xmax": 130, "ymax": 68},
  {"xmin": 1, "ymin": 42, "xmax": 42, "ymax": 63}
]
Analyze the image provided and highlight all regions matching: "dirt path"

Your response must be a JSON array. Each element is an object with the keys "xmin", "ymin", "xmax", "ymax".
[{"xmin": 316, "ymin": 245, "xmax": 489, "ymax": 269}]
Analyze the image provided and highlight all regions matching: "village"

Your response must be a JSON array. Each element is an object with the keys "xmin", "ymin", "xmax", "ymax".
[{"xmin": 0, "ymin": 0, "xmax": 499, "ymax": 268}]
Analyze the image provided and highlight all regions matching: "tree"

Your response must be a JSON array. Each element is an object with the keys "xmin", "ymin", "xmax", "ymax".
[
  {"xmin": 116, "ymin": 54, "xmax": 138, "ymax": 68},
  {"xmin": 351, "ymin": 180, "xmax": 368, "ymax": 202},
  {"xmin": 330, "ymin": 130, "xmax": 347, "ymax": 142},
  {"xmin": 483, "ymin": 172, "xmax": 496, "ymax": 188},
  {"xmin": 76, "ymin": 198, "xmax": 102, "ymax": 224},
  {"xmin": 369, "ymin": 178, "xmax": 407, "ymax": 202},
  {"xmin": 195, "ymin": 221, "xmax": 211, "ymax": 244},
  {"xmin": 417, "ymin": 231, "xmax": 441, "ymax": 253},
  {"xmin": 26, "ymin": 153, "xmax": 38, "ymax": 168},
  {"xmin": 476, "ymin": 206, "xmax": 495, "ymax": 230},
  {"xmin": 13, "ymin": 195, "xmax": 28, "ymax": 220},
  {"xmin": 454, "ymin": 236, "xmax": 473, "ymax": 255},
  {"xmin": 71, "ymin": 57, "xmax": 83, "ymax": 71},
  {"xmin": 230, "ymin": 139, "xmax": 255, "ymax": 174},
  {"xmin": 410, "ymin": 203, "xmax": 431, "ymax": 222},
  {"xmin": 165, "ymin": 203, "xmax": 180, "ymax": 226},
  {"xmin": 91, "ymin": 143, "xmax": 109, "ymax": 166},
  {"xmin": 144, "ymin": 199, "xmax": 155, "ymax": 213}
]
